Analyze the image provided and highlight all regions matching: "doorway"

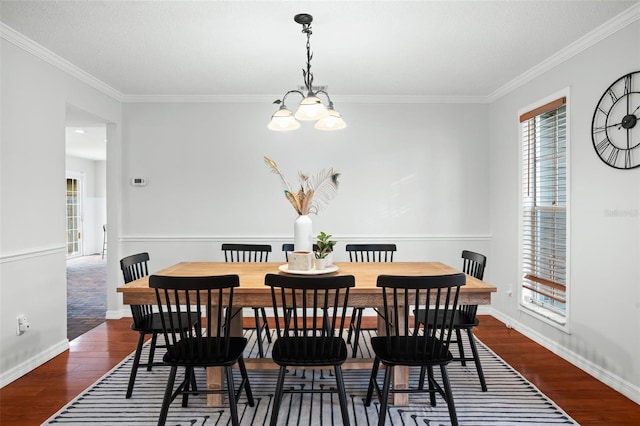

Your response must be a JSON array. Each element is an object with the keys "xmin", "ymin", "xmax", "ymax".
[{"xmin": 65, "ymin": 106, "xmax": 108, "ymax": 340}]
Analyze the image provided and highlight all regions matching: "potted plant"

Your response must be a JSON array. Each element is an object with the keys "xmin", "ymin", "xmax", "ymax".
[{"xmin": 315, "ymin": 231, "xmax": 336, "ymax": 268}]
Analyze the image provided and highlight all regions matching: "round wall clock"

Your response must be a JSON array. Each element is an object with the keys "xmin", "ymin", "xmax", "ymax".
[{"xmin": 591, "ymin": 70, "xmax": 640, "ymax": 169}]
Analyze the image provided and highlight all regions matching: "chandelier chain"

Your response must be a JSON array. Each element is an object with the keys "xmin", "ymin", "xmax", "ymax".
[{"xmin": 302, "ymin": 22, "xmax": 314, "ymax": 93}]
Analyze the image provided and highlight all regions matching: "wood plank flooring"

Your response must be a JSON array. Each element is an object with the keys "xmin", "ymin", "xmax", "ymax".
[{"xmin": 1, "ymin": 315, "xmax": 638, "ymax": 425}]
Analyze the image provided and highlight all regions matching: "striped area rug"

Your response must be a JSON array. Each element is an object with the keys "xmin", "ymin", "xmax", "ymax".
[{"xmin": 45, "ymin": 330, "xmax": 578, "ymax": 425}]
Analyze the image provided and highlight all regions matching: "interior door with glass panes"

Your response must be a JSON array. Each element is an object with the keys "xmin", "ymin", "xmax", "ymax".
[{"xmin": 66, "ymin": 175, "xmax": 83, "ymax": 257}]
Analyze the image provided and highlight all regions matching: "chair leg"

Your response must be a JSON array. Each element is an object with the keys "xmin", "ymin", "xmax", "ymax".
[
  {"xmin": 351, "ymin": 308, "xmax": 364, "ymax": 357},
  {"xmin": 270, "ymin": 365, "xmax": 288, "ymax": 426},
  {"xmin": 157, "ymin": 366, "xmax": 178, "ymax": 426},
  {"xmin": 334, "ymin": 365, "xmax": 350, "ymax": 426},
  {"xmin": 253, "ymin": 308, "xmax": 265, "ymax": 358},
  {"xmin": 456, "ymin": 328, "xmax": 466, "ymax": 366},
  {"xmin": 418, "ymin": 366, "xmax": 426, "ymax": 390},
  {"xmin": 347, "ymin": 308, "xmax": 357, "ymax": 343},
  {"xmin": 147, "ymin": 333, "xmax": 158, "ymax": 371},
  {"xmin": 126, "ymin": 332, "xmax": 146, "ymax": 398},
  {"xmin": 181, "ymin": 367, "xmax": 193, "ymax": 407},
  {"xmin": 427, "ymin": 365, "xmax": 436, "ymax": 407},
  {"xmin": 466, "ymin": 328, "xmax": 488, "ymax": 391},
  {"xmin": 440, "ymin": 365, "xmax": 459, "ymax": 426},
  {"xmin": 225, "ymin": 365, "xmax": 240, "ymax": 426},
  {"xmin": 365, "ymin": 357, "xmax": 380, "ymax": 406},
  {"xmin": 237, "ymin": 357, "xmax": 255, "ymax": 406},
  {"xmin": 260, "ymin": 307, "xmax": 272, "ymax": 343},
  {"xmin": 377, "ymin": 366, "xmax": 393, "ymax": 426}
]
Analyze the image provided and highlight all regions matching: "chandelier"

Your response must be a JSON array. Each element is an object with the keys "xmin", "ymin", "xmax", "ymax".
[{"xmin": 268, "ymin": 14, "xmax": 347, "ymax": 131}]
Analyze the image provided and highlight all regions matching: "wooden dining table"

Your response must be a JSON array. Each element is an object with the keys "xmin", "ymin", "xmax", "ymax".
[{"xmin": 118, "ymin": 261, "xmax": 496, "ymax": 406}]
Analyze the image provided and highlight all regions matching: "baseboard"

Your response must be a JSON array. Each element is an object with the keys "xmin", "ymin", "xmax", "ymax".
[
  {"xmin": 106, "ymin": 309, "xmax": 125, "ymax": 320},
  {"xmin": 488, "ymin": 308, "xmax": 640, "ymax": 405},
  {"xmin": 0, "ymin": 339, "xmax": 69, "ymax": 388}
]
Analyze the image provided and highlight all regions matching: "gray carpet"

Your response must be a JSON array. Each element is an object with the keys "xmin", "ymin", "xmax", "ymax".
[
  {"xmin": 66, "ymin": 255, "xmax": 107, "ymax": 340},
  {"xmin": 44, "ymin": 330, "xmax": 578, "ymax": 425}
]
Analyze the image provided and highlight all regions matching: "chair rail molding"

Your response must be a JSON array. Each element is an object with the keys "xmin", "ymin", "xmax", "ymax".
[
  {"xmin": 0, "ymin": 245, "xmax": 66, "ymax": 263},
  {"xmin": 120, "ymin": 234, "xmax": 492, "ymax": 243}
]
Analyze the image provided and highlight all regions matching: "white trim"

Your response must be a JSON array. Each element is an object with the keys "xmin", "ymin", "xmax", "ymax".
[
  {"xmin": 121, "ymin": 94, "xmax": 489, "ymax": 104},
  {"xmin": 0, "ymin": 23, "xmax": 123, "ymax": 102},
  {"xmin": 0, "ymin": 340, "xmax": 69, "ymax": 388},
  {"xmin": 488, "ymin": 309, "xmax": 640, "ymax": 405},
  {"xmin": 119, "ymin": 234, "xmax": 492, "ymax": 243},
  {"xmin": 0, "ymin": 245, "xmax": 66, "ymax": 263},
  {"xmin": 106, "ymin": 309, "xmax": 125, "ymax": 320},
  {"xmin": 488, "ymin": 3, "xmax": 640, "ymax": 102}
]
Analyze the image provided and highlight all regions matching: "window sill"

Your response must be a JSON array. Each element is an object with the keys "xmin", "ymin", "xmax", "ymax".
[{"xmin": 519, "ymin": 301, "xmax": 569, "ymax": 334}]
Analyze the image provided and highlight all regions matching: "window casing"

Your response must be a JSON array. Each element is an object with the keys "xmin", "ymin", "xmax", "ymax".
[{"xmin": 520, "ymin": 96, "xmax": 568, "ymax": 325}]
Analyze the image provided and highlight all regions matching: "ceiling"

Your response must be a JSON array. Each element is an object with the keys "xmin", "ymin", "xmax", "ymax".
[
  {"xmin": 2, "ymin": 1, "xmax": 638, "ymax": 99},
  {"xmin": 1, "ymin": 1, "xmax": 638, "ymax": 160}
]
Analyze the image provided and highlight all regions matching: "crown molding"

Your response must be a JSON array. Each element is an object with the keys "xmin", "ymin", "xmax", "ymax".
[
  {"xmin": 488, "ymin": 2, "xmax": 640, "ymax": 102},
  {"xmin": 1, "ymin": 23, "xmax": 124, "ymax": 102},
  {"xmin": 121, "ymin": 93, "xmax": 489, "ymax": 104}
]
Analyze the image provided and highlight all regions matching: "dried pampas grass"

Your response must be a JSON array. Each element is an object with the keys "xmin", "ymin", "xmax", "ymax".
[{"xmin": 264, "ymin": 156, "xmax": 340, "ymax": 215}]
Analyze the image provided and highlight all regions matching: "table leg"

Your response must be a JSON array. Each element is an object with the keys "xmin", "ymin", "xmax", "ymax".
[
  {"xmin": 207, "ymin": 307, "xmax": 243, "ymax": 406},
  {"xmin": 377, "ymin": 306, "xmax": 409, "ymax": 405}
]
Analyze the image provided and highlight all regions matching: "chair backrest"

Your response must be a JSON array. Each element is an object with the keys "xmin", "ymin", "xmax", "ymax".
[
  {"xmin": 377, "ymin": 273, "xmax": 466, "ymax": 361},
  {"xmin": 459, "ymin": 250, "xmax": 487, "ymax": 319},
  {"xmin": 120, "ymin": 252, "xmax": 150, "ymax": 283},
  {"xmin": 149, "ymin": 274, "xmax": 240, "ymax": 361},
  {"xmin": 265, "ymin": 273, "xmax": 355, "ymax": 340},
  {"xmin": 222, "ymin": 243, "xmax": 271, "ymax": 262},
  {"xmin": 345, "ymin": 243, "xmax": 396, "ymax": 262},
  {"xmin": 461, "ymin": 250, "xmax": 486, "ymax": 280},
  {"xmin": 282, "ymin": 243, "xmax": 320, "ymax": 261},
  {"xmin": 120, "ymin": 253, "xmax": 153, "ymax": 326}
]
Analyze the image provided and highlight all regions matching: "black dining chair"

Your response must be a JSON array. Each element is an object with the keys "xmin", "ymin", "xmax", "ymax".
[
  {"xmin": 150, "ymin": 274, "xmax": 254, "ymax": 426},
  {"xmin": 222, "ymin": 243, "xmax": 272, "ymax": 357},
  {"xmin": 345, "ymin": 243, "xmax": 397, "ymax": 357},
  {"xmin": 120, "ymin": 252, "xmax": 200, "ymax": 399},
  {"xmin": 365, "ymin": 273, "xmax": 466, "ymax": 426},
  {"xmin": 264, "ymin": 273, "xmax": 355, "ymax": 426},
  {"xmin": 416, "ymin": 250, "xmax": 488, "ymax": 391}
]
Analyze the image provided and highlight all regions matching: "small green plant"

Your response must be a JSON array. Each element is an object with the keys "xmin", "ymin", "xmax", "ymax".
[{"xmin": 315, "ymin": 231, "xmax": 336, "ymax": 259}]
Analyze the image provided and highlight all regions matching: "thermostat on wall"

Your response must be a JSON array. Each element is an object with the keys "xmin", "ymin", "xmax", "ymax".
[{"xmin": 131, "ymin": 178, "xmax": 147, "ymax": 186}]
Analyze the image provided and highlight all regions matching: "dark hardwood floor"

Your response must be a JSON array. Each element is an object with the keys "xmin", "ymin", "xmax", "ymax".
[{"xmin": 1, "ymin": 315, "xmax": 638, "ymax": 425}]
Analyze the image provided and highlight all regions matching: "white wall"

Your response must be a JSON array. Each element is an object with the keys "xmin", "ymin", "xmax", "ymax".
[
  {"xmin": 489, "ymin": 21, "xmax": 640, "ymax": 401},
  {"xmin": 0, "ymin": 39, "xmax": 121, "ymax": 386},
  {"xmin": 119, "ymin": 101, "xmax": 491, "ymax": 271}
]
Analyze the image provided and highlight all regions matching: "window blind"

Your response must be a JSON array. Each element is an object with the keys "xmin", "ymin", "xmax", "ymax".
[{"xmin": 520, "ymin": 98, "xmax": 567, "ymax": 315}]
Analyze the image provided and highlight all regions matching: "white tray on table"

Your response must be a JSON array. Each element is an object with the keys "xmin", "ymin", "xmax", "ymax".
[{"xmin": 278, "ymin": 264, "xmax": 339, "ymax": 275}]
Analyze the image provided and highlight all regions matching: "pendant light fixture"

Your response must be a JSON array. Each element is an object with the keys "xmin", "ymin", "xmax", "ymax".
[{"xmin": 268, "ymin": 13, "xmax": 346, "ymax": 131}]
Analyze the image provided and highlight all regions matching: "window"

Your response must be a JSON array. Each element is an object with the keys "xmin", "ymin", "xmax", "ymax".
[{"xmin": 520, "ymin": 96, "xmax": 568, "ymax": 325}]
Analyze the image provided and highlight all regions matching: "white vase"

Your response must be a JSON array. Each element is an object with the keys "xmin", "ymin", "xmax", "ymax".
[
  {"xmin": 314, "ymin": 257, "xmax": 327, "ymax": 270},
  {"xmin": 294, "ymin": 214, "xmax": 313, "ymax": 252},
  {"xmin": 325, "ymin": 252, "xmax": 333, "ymax": 266}
]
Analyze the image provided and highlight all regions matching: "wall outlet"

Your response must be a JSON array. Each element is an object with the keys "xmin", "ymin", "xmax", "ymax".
[{"xmin": 17, "ymin": 314, "xmax": 30, "ymax": 335}]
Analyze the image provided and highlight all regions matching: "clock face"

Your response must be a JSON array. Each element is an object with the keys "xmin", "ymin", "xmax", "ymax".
[{"xmin": 591, "ymin": 71, "xmax": 640, "ymax": 169}]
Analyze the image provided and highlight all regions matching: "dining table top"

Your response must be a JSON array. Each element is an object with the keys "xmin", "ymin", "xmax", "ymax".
[{"xmin": 118, "ymin": 261, "xmax": 496, "ymax": 306}]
